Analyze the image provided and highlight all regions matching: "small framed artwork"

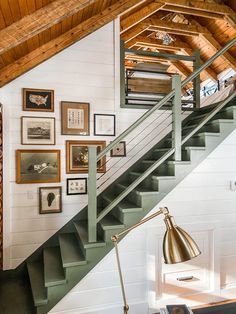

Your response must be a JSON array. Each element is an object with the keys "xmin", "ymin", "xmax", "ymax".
[
  {"xmin": 23, "ymin": 88, "xmax": 54, "ymax": 112},
  {"xmin": 61, "ymin": 101, "xmax": 90, "ymax": 135},
  {"xmin": 16, "ymin": 149, "xmax": 60, "ymax": 184},
  {"xmin": 110, "ymin": 141, "xmax": 126, "ymax": 157},
  {"xmin": 66, "ymin": 140, "xmax": 106, "ymax": 173},
  {"xmin": 94, "ymin": 114, "xmax": 116, "ymax": 136},
  {"xmin": 39, "ymin": 186, "xmax": 62, "ymax": 214},
  {"xmin": 67, "ymin": 178, "xmax": 87, "ymax": 195},
  {"xmin": 21, "ymin": 116, "xmax": 55, "ymax": 145}
]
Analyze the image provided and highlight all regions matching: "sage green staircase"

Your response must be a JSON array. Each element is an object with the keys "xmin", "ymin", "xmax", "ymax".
[{"xmin": 1, "ymin": 93, "xmax": 236, "ymax": 314}]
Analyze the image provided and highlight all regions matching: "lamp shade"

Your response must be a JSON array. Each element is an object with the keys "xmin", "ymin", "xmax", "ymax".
[{"xmin": 163, "ymin": 214, "xmax": 201, "ymax": 264}]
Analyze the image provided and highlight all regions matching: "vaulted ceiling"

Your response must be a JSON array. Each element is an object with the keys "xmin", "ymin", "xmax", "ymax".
[{"xmin": 0, "ymin": 0, "xmax": 235, "ymax": 88}]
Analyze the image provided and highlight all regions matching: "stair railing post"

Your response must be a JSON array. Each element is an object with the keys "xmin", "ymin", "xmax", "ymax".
[
  {"xmin": 88, "ymin": 145, "xmax": 97, "ymax": 243},
  {"xmin": 193, "ymin": 49, "xmax": 201, "ymax": 109},
  {"xmin": 172, "ymin": 74, "xmax": 182, "ymax": 161}
]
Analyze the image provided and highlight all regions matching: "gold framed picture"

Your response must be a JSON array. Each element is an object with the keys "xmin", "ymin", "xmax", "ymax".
[
  {"xmin": 61, "ymin": 101, "xmax": 90, "ymax": 135},
  {"xmin": 66, "ymin": 140, "xmax": 106, "ymax": 173},
  {"xmin": 23, "ymin": 88, "xmax": 54, "ymax": 112},
  {"xmin": 39, "ymin": 187, "xmax": 62, "ymax": 214},
  {"xmin": 16, "ymin": 149, "xmax": 60, "ymax": 184}
]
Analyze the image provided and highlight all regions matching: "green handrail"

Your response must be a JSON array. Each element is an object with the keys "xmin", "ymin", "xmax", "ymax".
[{"xmin": 97, "ymin": 36, "xmax": 236, "ymax": 162}]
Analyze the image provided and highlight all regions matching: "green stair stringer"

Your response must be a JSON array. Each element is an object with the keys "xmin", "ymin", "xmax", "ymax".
[{"xmin": 1, "ymin": 95, "xmax": 236, "ymax": 314}]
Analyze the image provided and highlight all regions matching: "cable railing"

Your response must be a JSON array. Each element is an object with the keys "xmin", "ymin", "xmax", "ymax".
[{"xmin": 87, "ymin": 36, "xmax": 236, "ymax": 243}]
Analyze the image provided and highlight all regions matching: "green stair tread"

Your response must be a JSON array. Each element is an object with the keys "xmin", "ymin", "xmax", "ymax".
[
  {"xmin": 27, "ymin": 261, "xmax": 48, "ymax": 306},
  {"xmin": 59, "ymin": 233, "xmax": 87, "ymax": 267},
  {"xmin": 100, "ymin": 214, "xmax": 125, "ymax": 230},
  {"xmin": 74, "ymin": 220, "xmax": 106, "ymax": 249},
  {"xmin": 43, "ymin": 247, "xmax": 66, "ymax": 287},
  {"xmin": 184, "ymin": 146, "xmax": 206, "ymax": 151},
  {"xmin": 194, "ymin": 131, "xmax": 220, "ymax": 137},
  {"xmin": 117, "ymin": 200, "xmax": 143, "ymax": 213},
  {"xmin": 208, "ymin": 118, "xmax": 234, "ymax": 124},
  {"xmin": 117, "ymin": 182, "xmax": 159, "ymax": 195}
]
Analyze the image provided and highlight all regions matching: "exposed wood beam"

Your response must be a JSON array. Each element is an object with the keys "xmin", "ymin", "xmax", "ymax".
[
  {"xmin": 190, "ymin": 18, "xmax": 236, "ymax": 71},
  {"xmin": 155, "ymin": 0, "xmax": 235, "ymax": 15},
  {"xmin": 120, "ymin": 1, "xmax": 165, "ymax": 33},
  {"xmin": 125, "ymin": 54, "xmax": 170, "ymax": 63},
  {"xmin": 148, "ymin": 18, "xmax": 208, "ymax": 36},
  {"xmin": 0, "ymin": 0, "xmax": 143, "ymax": 87},
  {"xmin": 163, "ymin": 5, "xmax": 225, "ymax": 20},
  {"xmin": 122, "ymin": 23, "xmax": 150, "ymax": 43},
  {"xmin": 0, "ymin": 0, "xmax": 98, "ymax": 55}
]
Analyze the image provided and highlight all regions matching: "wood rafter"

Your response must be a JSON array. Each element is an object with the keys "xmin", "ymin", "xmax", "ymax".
[
  {"xmin": 0, "ymin": 0, "xmax": 143, "ymax": 87},
  {"xmin": 190, "ymin": 18, "xmax": 236, "ymax": 71},
  {"xmin": 120, "ymin": 1, "xmax": 165, "ymax": 33},
  {"xmin": 147, "ymin": 18, "xmax": 208, "ymax": 36},
  {"xmin": 122, "ymin": 23, "xmax": 150, "ymax": 43},
  {"xmin": 0, "ymin": 0, "xmax": 98, "ymax": 55},
  {"xmin": 155, "ymin": 0, "xmax": 235, "ymax": 16},
  {"xmin": 162, "ymin": 5, "xmax": 225, "ymax": 20}
]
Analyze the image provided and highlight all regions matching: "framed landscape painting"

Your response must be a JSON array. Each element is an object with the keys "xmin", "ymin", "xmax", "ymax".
[
  {"xmin": 61, "ymin": 101, "xmax": 90, "ymax": 135},
  {"xmin": 23, "ymin": 88, "xmax": 54, "ymax": 112},
  {"xmin": 21, "ymin": 116, "xmax": 55, "ymax": 145},
  {"xmin": 16, "ymin": 150, "xmax": 60, "ymax": 184},
  {"xmin": 66, "ymin": 140, "xmax": 106, "ymax": 173},
  {"xmin": 39, "ymin": 186, "xmax": 62, "ymax": 214}
]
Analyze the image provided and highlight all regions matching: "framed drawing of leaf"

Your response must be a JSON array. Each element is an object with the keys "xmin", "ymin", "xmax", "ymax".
[
  {"xmin": 61, "ymin": 101, "xmax": 90, "ymax": 135},
  {"xmin": 66, "ymin": 140, "xmax": 106, "ymax": 173}
]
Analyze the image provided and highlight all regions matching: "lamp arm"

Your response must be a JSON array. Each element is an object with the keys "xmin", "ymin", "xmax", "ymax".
[
  {"xmin": 111, "ymin": 207, "xmax": 168, "ymax": 242},
  {"xmin": 111, "ymin": 207, "xmax": 169, "ymax": 314}
]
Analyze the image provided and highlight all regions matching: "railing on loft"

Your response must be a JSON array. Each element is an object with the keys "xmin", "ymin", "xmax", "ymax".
[
  {"xmin": 120, "ymin": 41, "xmax": 201, "ymax": 110},
  {"xmin": 87, "ymin": 37, "xmax": 236, "ymax": 243}
]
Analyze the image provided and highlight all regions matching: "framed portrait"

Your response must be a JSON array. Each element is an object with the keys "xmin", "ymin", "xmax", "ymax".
[
  {"xmin": 66, "ymin": 140, "xmax": 106, "ymax": 173},
  {"xmin": 16, "ymin": 150, "xmax": 60, "ymax": 184},
  {"xmin": 67, "ymin": 178, "xmax": 87, "ymax": 195},
  {"xmin": 94, "ymin": 114, "xmax": 116, "ymax": 136},
  {"xmin": 61, "ymin": 101, "xmax": 90, "ymax": 135},
  {"xmin": 21, "ymin": 116, "xmax": 55, "ymax": 145},
  {"xmin": 39, "ymin": 187, "xmax": 62, "ymax": 214},
  {"xmin": 110, "ymin": 141, "xmax": 126, "ymax": 157},
  {"xmin": 23, "ymin": 88, "xmax": 54, "ymax": 112}
]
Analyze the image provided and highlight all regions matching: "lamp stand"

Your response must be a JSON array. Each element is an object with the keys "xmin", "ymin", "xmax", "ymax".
[{"xmin": 111, "ymin": 207, "xmax": 169, "ymax": 313}]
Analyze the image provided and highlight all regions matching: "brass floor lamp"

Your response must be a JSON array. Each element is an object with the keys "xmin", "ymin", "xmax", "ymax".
[{"xmin": 111, "ymin": 207, "xmax": 201, "ymax": 314}]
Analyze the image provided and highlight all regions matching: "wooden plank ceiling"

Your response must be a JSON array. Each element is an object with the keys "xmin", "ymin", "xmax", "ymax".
[{"xmin": 0, "ymin": 0, "xmax": 235, "ymax": 87}]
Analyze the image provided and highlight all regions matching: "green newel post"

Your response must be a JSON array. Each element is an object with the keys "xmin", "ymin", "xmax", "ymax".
[
  {"xmin": 193, "ymin": 49, "xmax": 201, "ymax": 109},
  {"xmin": 88, "ymin": 146, "xmax": 97, "ymax": 242},
  {"xmin": 172, "ymin": 75, "xmax": 182, "ymax": 161}
]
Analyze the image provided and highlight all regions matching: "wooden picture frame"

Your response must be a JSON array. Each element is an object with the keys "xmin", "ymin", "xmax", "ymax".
[
  {"xmin": 39, "ymin": 186, "xmax": 62, "ymax": 214},
  {"xmin": 110, "ymin": 141, "xmax": 126, "ymax": 157},
  {"xmin": 21, "ymin": 116, "xmax": 55, "ymax": 145},
  {"xmin": 66, "ymin": 140, "xmax": 106, "ymax": 173},
  {"xmin": 61, "ymin": 101, "xmax": 90, "ymax": 135},
  {"xmin": 67, "ymin": 178, "xmax": 87, "ymax": 195},
  {"xmin": 23, "ymin": 88, "xmax": 54, "ymax": 112},
  {"xmin": 94, "ymin": 114, "xmax": 116, "ymax": 136},
  {"xmin": 16, "ymin": 150, "xmax": 60, "ymax": 184}
]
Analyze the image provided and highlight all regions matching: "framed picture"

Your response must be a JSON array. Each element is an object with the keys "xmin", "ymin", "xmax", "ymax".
[
  {"xmin": 23, "ymin": 88, "xmax": 54, "ymax": 112},
  {"xmin": 16, "ymin": 150, "xmax": 60, "ymax": 184},
  {"xmin": 39, "ymin": 186, "xmax": 62, "ymax": 214},
  {"xmin": 94, "ymin": 114, "xmax": 116, "ymax": 136},
  {"xmin": 110, "ymin": 141, "xmax": 126, "ymax": 157},
  {"xmin": 21, "ymin": 116, "xmax": 55, "ymax": 145},
  {"xmin": 61, "ymin": 101, "xmax": 90, "ymax": 135},
  {"xmin": 67, "ymin": 178, "xmax": 87, "ymax": 195},
  {"xmin": 66, "ymin": 140, "xmax": 106, "ymax": 173}
]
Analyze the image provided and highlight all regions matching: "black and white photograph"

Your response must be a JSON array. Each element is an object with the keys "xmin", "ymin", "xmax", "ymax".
[
  {"xmin": 23, "ymin": 88, "xmax": 54, "ymax": 112},
  {"xmin": 110, "ymin": 141, "xmax": 126, "ymax": 157},
  {"xmin": 39, "ymin": 186, "xmax": 62, "ymax": 214},
  {"xmin": 21, "ymin": 117, "xmax": 55, "ymax": 145},
  {"xmin": 16, "ymin": 149, "xmax": 61, "ymax": 184},
  {"xmin": 67, "ymin": 178, "xmax": 87, "ymax": 195},
  {"xmin": 94, "ymin": 114, "xmax": 116, "ymax": 136}
]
